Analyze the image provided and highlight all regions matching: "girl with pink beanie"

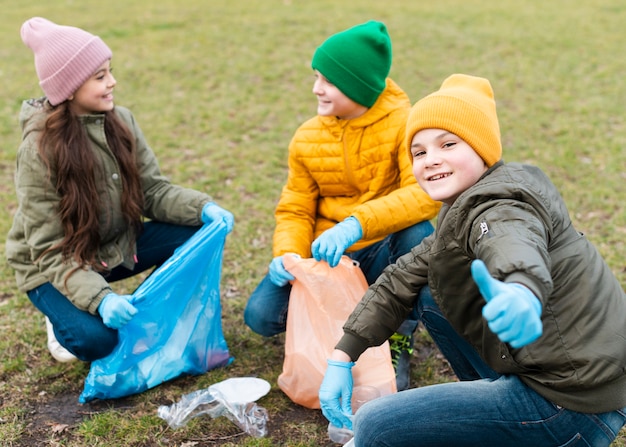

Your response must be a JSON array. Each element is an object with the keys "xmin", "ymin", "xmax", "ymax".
[{"xmin": 6, "ymin": 17, "xmax": 234, "ymax": 363}]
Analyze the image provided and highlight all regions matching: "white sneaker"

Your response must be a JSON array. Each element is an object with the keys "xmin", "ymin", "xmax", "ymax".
[{"xmin": 45, "ymin": 317, "xmax": 77, "ymax": 363}]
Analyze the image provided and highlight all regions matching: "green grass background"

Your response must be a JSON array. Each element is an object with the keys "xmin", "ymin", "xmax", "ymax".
[{"xmin": 0, "ymin": 0, "xmax": 625, "ymax": 446}]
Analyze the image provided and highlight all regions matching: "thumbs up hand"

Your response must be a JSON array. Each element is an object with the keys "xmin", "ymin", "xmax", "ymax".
[{"xmin": 471, "ymin": 259, "xmax": 543, "ymax": 348}]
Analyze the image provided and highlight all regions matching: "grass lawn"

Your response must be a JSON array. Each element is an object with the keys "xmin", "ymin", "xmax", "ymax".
[{"xmin": 0, "ymin": 0, "xmax": 624, "ymax": 446}]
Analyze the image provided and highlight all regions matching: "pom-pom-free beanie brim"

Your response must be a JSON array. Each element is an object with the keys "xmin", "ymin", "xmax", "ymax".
[
  {"xmin": 405, "ymin": 74, "xmax": 502, "ymax": 167},
  {"xmin": 21, "ymin": 17, "xmax": 112, "ymax": 106},
  {"xmin": 311, "ymin": 21, "xmax": 392, "ymax": 108}
]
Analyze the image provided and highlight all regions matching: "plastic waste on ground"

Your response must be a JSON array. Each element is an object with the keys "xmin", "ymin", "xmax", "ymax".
[
  {"xmin": 79, "ymin": 220, "xmax": 232, "ymax": 403},
  {"xmin": 328, "ymin": 422, "xmax": 354, "ymax": 444},
  {"xmin": 342, "ymin": 438, "xmax": 355, "ymax": 447},
  {"xmin": 327, "ymin": 385, "xmax": 381, "ymax": 444},
  {"xmin": 157, "ymin": 377, "xmax": 271, "ymax": 437}
]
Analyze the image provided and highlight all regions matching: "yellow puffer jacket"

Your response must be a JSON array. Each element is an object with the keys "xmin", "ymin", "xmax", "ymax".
[{"xmin": 273, "ymin": 78, "xmax": 441, "ymax": 258}]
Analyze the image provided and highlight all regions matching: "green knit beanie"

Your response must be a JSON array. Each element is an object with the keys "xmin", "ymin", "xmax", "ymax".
[{"xmin": 311, "ymin": 20, "xmax": 392, "ymax": 108}]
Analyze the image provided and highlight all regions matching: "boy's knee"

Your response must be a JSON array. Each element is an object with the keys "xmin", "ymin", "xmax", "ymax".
[
  {"xmin": 243, "ymin": 302, "xmax": 275, "ymax": 337},
  {"xmin": 243, "ymin": 303, "xmax": 258, "ymax": 331}
]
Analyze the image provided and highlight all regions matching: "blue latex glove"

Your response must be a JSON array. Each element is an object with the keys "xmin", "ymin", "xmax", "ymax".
[
  {"xmin": 98, "ymin": 293, "xmax": 138, "ymax": 329},
  {"xmin": 268, "ymin": 255, "xmax": 297, "ymax": 287},
  {"xmin": 311, "ymin": 217, "xmax": 363, "ymax": 268},
  {"xmin": 201, "ymin": 202, "xmax": 234, "ymax": 234},
  {"xmin": 319, "ymin": 359, "xmax": 355, "ymax": 430},
  {"xmin": 471, "ymin": 259, "xmax": 543, "ymax": 348}
]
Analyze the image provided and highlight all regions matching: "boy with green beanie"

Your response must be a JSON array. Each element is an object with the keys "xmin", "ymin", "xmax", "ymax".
[
  {"xmin": 319, "ymin": 74, "xmax": 626, "ymax": 446},
  {"xmin": 244, "ymin": 21, "xmax": 444, "ymax": 392}
]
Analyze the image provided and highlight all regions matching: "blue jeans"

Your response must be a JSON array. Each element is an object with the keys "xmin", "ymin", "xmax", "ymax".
[
  {"xmin": 27, "ymin": 221, "xmax": 200, "ymax": 361},
  {"xmin": 416, "ymin": 287, "xmax": 499, "ymax": 381},
  {"xmin": 244, "ymin": 221, "xmax": 435, "ymax": 337},
  {"xmin": 353, "ymin": 375, "xmax": 626, "ymax": 447}
]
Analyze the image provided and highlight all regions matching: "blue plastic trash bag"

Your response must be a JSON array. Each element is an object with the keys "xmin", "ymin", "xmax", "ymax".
[{"xmin": 79, "ymin": 220, "xmax": 233, "ymax": 403}]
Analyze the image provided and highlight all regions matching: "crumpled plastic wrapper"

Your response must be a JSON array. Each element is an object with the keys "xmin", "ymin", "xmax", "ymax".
[{"xmin": 157, "ymin": 377, "xmax": 270, "ymax": 437}]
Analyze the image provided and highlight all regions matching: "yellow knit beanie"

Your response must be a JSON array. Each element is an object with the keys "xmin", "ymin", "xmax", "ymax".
[{"xmin": 405, "ymin": 74, "xmax": 501, "ymax": 167}]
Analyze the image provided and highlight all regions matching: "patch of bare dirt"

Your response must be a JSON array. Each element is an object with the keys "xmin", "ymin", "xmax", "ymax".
[
  {"xmin": 16, "ymin": 392, "xmax": 136, "ymax": 447},
  {"xmin": 19, "ymin": 387, "xmax": 331, "ymax": 446},
  {"xmin": 15, "ymin": 331, "xmax": 452, "ymax": 446}
]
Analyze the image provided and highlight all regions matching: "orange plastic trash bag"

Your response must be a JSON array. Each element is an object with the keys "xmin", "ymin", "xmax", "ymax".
[{"xmin": 277, "ymin": 255, "xmax": 397, "ymax": 409}]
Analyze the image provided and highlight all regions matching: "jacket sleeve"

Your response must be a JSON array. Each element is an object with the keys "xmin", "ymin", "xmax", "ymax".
[
  {"xmin": 13, "ymin": 143, "xmax": 112, "ymax": 313},
  {"xmin": 272, "ymin": 135, "xmax": 318, "ymax": 257},
  {"xmin": 351, "ymin": 118, "xmax": 441, "ymax": 239},
  {"xmin": 336, "ymin": 233, "xmax": 434, "ymax": 360},
  {"xmin": 119, "ymin": 108, "xmax": 211, "ymax": 225},
  {"xmin": 465, "ymin": 196, "xmax": 553, "ymax": 302}
]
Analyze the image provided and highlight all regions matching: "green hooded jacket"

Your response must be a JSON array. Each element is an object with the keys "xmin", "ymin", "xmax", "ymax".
[{"xmin": 337, "ymin": 161, "xmax": 626, "ymax": 414}]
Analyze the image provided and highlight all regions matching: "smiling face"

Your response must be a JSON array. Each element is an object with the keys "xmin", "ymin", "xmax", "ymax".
[
  {"xmin": 410, "ymin": 128, "xmax": 488, "ymax": 206},
  {"xmin": 69, "ymin": 60, "xmax": 116, "ymax": 115},
  {"xmin": 312, "ymin": 70, "xmax": 368, "ymax": 119}
]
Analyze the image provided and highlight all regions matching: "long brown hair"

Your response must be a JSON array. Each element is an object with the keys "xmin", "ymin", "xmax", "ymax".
[{"xmin": 38, "ymin": 102, "xmax": 144, "ymax": 272}]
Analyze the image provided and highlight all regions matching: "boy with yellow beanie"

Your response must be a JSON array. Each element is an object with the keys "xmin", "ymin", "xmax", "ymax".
[
  {"xmin": 244, "ymin": 21, "xmax": 444, "ymax": 392},
  {"xmin": 319, "ymin": 74, "xmax": 626, "ymax": 446}
]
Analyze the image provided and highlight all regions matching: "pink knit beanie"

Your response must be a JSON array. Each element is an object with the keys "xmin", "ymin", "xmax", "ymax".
[{"xmin": 21, "ymin": 17, "xmax": 112, "ymax": 106}]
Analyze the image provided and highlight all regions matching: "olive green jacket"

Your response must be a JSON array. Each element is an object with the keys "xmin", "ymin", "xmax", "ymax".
[
  {"xmin": 337, "ymin": 161, "xmax": 626, "ymax": 413},
  {"xmin": 6, "ymin": 99, "xmax": 210, "ymax": 314}
]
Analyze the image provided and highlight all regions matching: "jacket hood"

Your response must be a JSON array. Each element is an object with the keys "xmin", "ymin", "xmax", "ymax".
[{"xmin": 19, "ymin": 97, "xmax": 49, "ymax": 141}]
